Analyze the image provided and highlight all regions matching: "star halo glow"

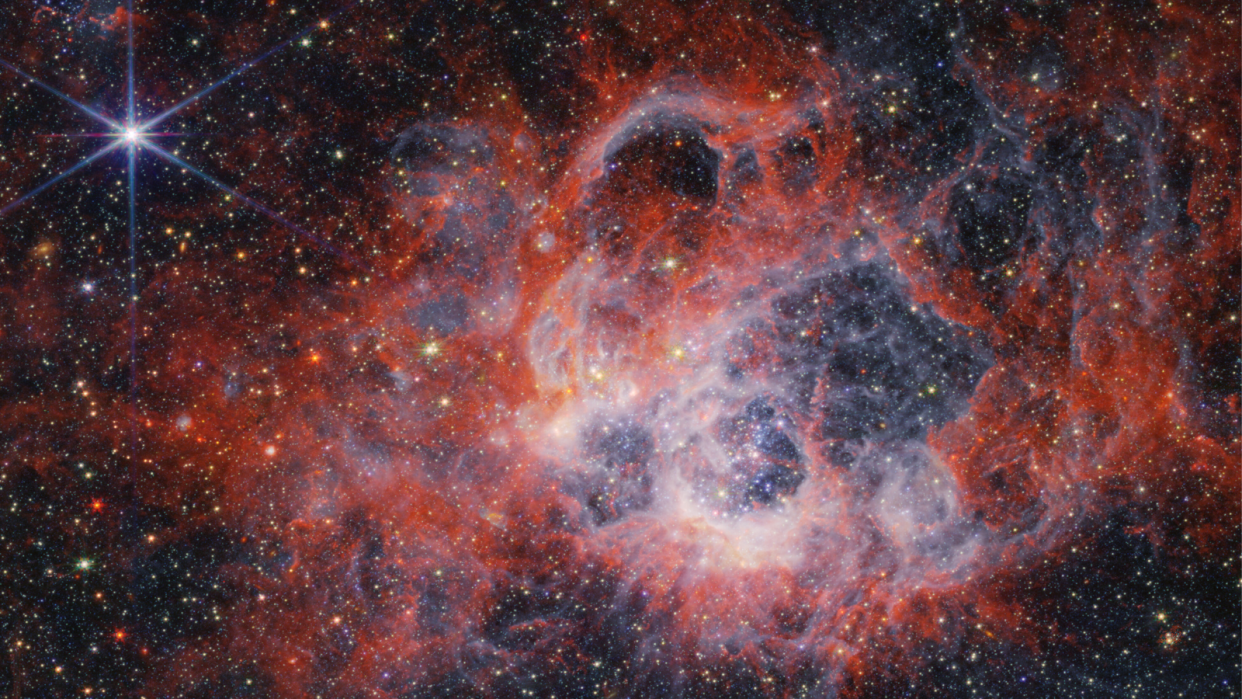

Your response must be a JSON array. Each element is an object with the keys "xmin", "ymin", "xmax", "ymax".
[{"xmin": 0, "ymin": 0, "xmax": 359, "ymax": 451}]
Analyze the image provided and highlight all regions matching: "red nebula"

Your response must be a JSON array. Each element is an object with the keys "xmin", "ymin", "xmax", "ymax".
[{"xmin": 0, "ymin": 0, "xmax": 1234, "ymax": 697}]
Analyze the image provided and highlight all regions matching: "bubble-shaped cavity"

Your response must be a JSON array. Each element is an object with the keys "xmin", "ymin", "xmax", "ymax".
[
  {"xmin": 769, "ymin": 260, "xmax": 992, "ymax": 446},
  {"xmin": 601, "ymin": 118, "xmax": 720, "ymax": 203},
  {"xmin": 950, "ymin": 174, "xmax": 1034, "ymax": 270},
  {"xmin": 718, "ymin": 398, "xmax": 806, "ymax": 510}
]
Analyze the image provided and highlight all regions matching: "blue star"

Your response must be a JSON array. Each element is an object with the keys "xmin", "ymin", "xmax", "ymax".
[
  {"xmin": 1, "ymin": 1, "xmax": 355, "ymax": 242},
  {"xmin": 0, "ymin": 0, "xmax": 362, "ymax": 451}
]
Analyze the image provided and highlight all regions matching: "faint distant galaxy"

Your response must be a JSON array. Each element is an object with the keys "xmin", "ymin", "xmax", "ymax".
[{"xmin": 0, "ymin": 1, "xmax": 1237, "ymax": 697}]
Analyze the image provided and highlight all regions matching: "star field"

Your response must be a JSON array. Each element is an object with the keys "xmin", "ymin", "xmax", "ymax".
[{"xmin": 0, "ymin": 1, "xmax": 1237, "ymax": 698}]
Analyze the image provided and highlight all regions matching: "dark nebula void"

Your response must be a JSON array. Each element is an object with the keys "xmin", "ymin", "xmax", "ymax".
[{"xmin": 0, "ymin": 1, "xmax": 1238, "ymax": 697}]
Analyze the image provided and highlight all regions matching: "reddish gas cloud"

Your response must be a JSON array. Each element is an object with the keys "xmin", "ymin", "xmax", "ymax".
[{"xmin": 75, "ymin": 1, "xmax": 1235, "ymax": 697}]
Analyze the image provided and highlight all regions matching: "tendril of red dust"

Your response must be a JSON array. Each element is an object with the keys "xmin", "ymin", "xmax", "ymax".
[{"xmin": 9, "ymin": 0, "xmax": 1234, "ymax": 697}]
